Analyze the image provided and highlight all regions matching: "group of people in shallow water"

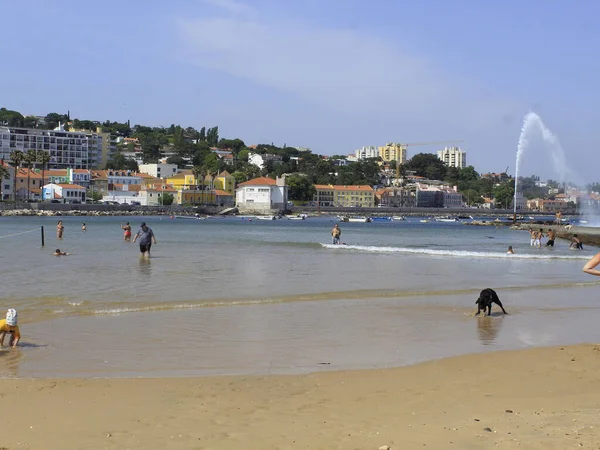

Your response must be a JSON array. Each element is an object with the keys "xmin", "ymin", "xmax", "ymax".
[
  {"xmin": 526, "ymin": 227, "xmax": 582, "ymax": 250},
  {"xmin": 52, "ymin": 220, "xmax": 157, "ymax": 258}
]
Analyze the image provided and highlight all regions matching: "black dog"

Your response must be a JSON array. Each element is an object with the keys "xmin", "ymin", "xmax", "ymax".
[{"xmin": 475, "ymin": 288, "xmax": 508, "ymax": 316}]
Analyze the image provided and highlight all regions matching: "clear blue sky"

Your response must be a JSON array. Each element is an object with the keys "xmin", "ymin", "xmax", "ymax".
[{"xmin": 2, "ymin": 0, "xmax": 599, "ymax": 182}]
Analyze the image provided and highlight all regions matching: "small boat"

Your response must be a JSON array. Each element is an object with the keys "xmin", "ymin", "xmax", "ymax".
[
  {"xmin": 370, "ymin": 216, "xmax": 392, "ymax": 222},
  {"xmin": 337, "ymin": 216, "xmax": 349, "ymax": 222},
  {"xmin": 286, "ymin": 214, "xmax": 305, "ymax": 220},
  {"xmin": 348, "ymin": 216, "xmax": 371, "ymax": 223},
  {"xmin": 393, "ymin": 216, "xmax": 406, "ymax": 221},
  {"xmin": 580, "ymin": 220, "xmax": 589, "ymax": 224},
  {"xmin": 255, "ymin": 215, "xmax": 277, "ymax": 220},
  {"xmin": 174, "ymin": 215, "xmax": 206, "ymax": 220},
  {"xmin": 456, "ymin": 215, "xmax": 473, "ymax": 220},
  {"xmin": 435, "ymin": 216, "xmax": 459, "ymax": 222}
]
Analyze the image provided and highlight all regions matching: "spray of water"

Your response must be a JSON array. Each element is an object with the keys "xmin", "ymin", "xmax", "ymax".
[{"xmin": 514, "ymin": 112, "xmax": 580, "ymax": 216}]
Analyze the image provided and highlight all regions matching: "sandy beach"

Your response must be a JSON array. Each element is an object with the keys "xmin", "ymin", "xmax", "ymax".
[{"xmin": 1, "ymin": 344, "xmax": 599, "ymax": 449}]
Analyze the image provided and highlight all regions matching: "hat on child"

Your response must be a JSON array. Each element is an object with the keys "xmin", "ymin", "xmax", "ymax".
[{"xmin": 6, "ymin": 309, "xmax": 17, "ymax": 326}]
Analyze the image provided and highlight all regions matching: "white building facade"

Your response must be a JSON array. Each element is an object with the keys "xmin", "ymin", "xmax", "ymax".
[
  {"xmin": 355, "ymin": 146, "xmax": 379, "ymax": 160},
  {"xmin": 138, "ymin": 163, "xmax": 178, "ymax": 178},
  {"xmin": 235, "ymin": 176, "xmax": 288, "ymax": 212},
  {"xmin": 42, "ymin": 183, "xmax": 86, "ymax": 203},
  {"xmin": 437, "ymin": 146, "xmax": 467, "ymax": 169},
  {"xmin": 0, "ymin": 125, "xmax": 103, "ymax": 170}
]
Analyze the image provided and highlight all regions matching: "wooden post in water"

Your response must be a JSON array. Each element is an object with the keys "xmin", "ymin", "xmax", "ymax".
[{"xmin": 41, "ymin": 225, "xmax": 45, "ymax": 247}]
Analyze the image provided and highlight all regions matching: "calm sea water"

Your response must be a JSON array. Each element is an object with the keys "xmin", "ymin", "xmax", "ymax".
[{"xmin": 1, "ymin": 215, "xmax": 599, "ymax": 378}]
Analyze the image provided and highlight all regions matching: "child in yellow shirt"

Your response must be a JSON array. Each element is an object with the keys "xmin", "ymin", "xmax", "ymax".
[{"xmin": 0, "ymin": 309, "xmax": 20, "ymax": 348}]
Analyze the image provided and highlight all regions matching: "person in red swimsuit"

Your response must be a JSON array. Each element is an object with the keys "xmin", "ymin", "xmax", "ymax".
[{"xmin": 121, "ymin": 222, "xmax": 132, "ymax": 241}]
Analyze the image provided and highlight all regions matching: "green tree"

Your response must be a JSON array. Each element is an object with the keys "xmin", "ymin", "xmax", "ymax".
[
  {"xmin": 206, "ymin": 126, "xmax": 219, "ymax": 146},
  {"xmin": 493, "ymin": 181, "xmax": 515, "ymax": 209},
  {"xmin": 106, "ymin": 152, "xmax": 139, "ymax": 171},
  {"xmin": 161, "ymin": 193, "xmax": 174, "ymax": 206},
  {"xmin": 166, "ymin": 155, "xmax": 187, "ymax": 168},
  {"xmin": 237, "ymin": 148, "xmax": 249, "ymax": 162},
  {"xmin": 217, "ymin": 138, "xmax": 245, "ymax": 153},
  {"xmin": 199, "ymin": 127, "xmax": 206, "ymax": 141},
  {"xmin": 0, "ymin": 108, "xmax": 25, "ymax": 127},
  {"xmin": 44, "ymin": 112, "xmax": 69, "ymax": 129},
  {"xmin": 286, "ymin": 175, "xmax": 315, "ymax": 201},
  {"xmin": 9, "ymin": 150, "xmax": 24, "ymax": 202},
  {"xmin": 0, "ymin": 164, "xmax": 9, "ymax": 201},
  {"xmin": 405, "ymin": 153, "xmax": 447, "ymax": 181},
  {"xmin": 24, "ymin": 150, "xmax": 37, "ymax": 201},
  {"xmin": 86, "ymin": 188, "xmax": 103, "ymax": 202}
]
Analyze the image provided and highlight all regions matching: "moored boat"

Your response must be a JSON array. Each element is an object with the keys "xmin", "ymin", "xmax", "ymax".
[
  {"xmin": 348, "ymin": 216, "xmax": 371, "ymax": 223},
  {"xmin": 435, "ymin": 216, "xmax": 459, "ymax": 222},
  {"xmin": 393, "ymin": 215, "xmax": 406, "ymax": 221},
  {"xmin": 370, "ymin": 216, "xmax": 392, "ymax": 222},
  {"xmin": 255, "ymin": 215, "xmax": 277, "ymax": 220}
]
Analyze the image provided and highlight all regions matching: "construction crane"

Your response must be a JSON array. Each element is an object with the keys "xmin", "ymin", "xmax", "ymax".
[{"xmin": 391, "ymin": 140, "xmax": 465, "ymax": 184}]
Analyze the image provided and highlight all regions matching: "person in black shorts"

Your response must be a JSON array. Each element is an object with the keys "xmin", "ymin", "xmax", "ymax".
[{"xmin": 132, "ymin": 222, "xmax": 157, "ymax": 257}]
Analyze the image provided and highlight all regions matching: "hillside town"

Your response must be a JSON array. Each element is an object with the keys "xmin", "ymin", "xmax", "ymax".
[{"xmin": 1, "ymin": 109, "xmax": 599, "ymax": 214}]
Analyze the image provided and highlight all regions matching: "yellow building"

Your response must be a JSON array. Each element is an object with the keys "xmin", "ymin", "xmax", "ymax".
[
  {"xmin": 378, "ymin": 143, "xmax": 407, "ymax": 163},
  {"xmin": 313, "ymin": 185, "xmax": 375, "ymax": 207},
  {"xmin": 213, "ymin": 170, "xmax": 236, "ymax": 194}
]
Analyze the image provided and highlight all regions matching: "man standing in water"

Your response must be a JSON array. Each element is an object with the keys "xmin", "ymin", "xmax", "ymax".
[
  {"xmin": 331, "ymin": 223, "xmax": 341, "ymax": 244},
  {"xmin": 132, "ymin": 222, "xmax": 157, "ymax": 257}
]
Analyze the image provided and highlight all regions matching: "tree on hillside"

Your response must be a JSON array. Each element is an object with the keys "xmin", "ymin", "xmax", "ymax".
[
  {"xmin": 44, "ymin": 112, "xmax": 69, "ymax": 129},
  {"xmin": 405, "ymin": 153, "xmax": 447, "ymax": 181},
  {"xmin": 286, "ymin": 175, "xmax": 314, "ymax": 201},
  {"xmin": 199, "ymin": 127, "xmax": 206, "ymax": 142},
  {"xmin": 217, "ymin": 138, "xmax": 245, "ymax": 153},
  {"xmin": 206, "ymin": 126, "xmax": 219, "ymax": 146},
  {"xmin": 0, "ymin": 108, "xmax": 25, "ymax": 127},
  {"xmin": 106, "ymin": 152, "xmax": 139, "ymax": 171}
]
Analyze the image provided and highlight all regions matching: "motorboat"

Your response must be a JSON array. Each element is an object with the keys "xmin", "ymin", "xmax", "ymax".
[
  {"xmin": 255, "ymin": 215, "xmax": 277, "ymax": 220},
  {"xmin": 337, "ymin": 216, "xmax": 349, "ymax": 222},
  {"xmin": 286, "ymin": 214, "xmax": 306, "ymax": 220},
  {"xmin": 392, "ymin": 216, "xmax": 406, "ymax": 221},
  {"xmin": 435, "ymin": 216, "xmax": 459, "ymax": 222},
  {"xmin": 348, "ymin": 216, "xmax": 371, "ymax": 223},
  {"xmin": 370, "ymin": 216, "xmax": 392, "ymax": 222}
]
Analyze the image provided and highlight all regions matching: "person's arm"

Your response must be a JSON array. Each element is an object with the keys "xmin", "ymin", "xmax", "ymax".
[
  {"xmin": 10, "ymin": 330, "xmax": 20, "ymax": 347},
  {"xmin": 0, "ymin": 331, "xmax": 5, "ymax": 347},
  {"xmin": 132, "ymin": 232, "xmax": 138, "ymax": 243},
  {"xmin": 151, "ymin": 230, "xmax": 157, "ymax": 244},
  {"xmin": 583, "ymin": 252, "xmax": 600, "ymax": 276}
]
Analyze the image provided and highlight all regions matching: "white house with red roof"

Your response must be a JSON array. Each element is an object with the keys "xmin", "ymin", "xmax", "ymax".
[
  {"xmin": 42, "ymin": 183, "xmax": 86, "ymax": 203},
  {"xmin": 235, "ymin": 176, "xmax": 288, "ymax": 212}
]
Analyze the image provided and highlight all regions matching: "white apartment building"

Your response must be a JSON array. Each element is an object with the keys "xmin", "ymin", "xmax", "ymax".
[
  {"xmin": 437, "ymin": 146, "xmax": 467, "ymax": 169},
  {"xmin": 355, "ymin": 146, "xmax": 379, "ymax": 160},
  {"xmin": 0, "ymin": 124, "xmax": 104, "ymax": 170},
  {"xmin": 138, "ymin": 163, "xmax": 178, "ymax": 178}
]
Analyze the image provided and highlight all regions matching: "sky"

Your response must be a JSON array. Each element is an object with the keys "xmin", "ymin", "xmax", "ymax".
[{"xmin": 1, "ymin": 0, "xmax": 599, "ymax": 182}]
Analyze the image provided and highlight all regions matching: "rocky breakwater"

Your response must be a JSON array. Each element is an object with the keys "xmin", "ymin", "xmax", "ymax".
[{"xmin": 1, "ymin": 209, "xmax": 160, "ymax": 217}]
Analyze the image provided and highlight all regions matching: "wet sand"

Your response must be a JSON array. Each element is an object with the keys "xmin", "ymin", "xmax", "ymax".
[{"xmin": 2, "ymin": 344, "xmax": 600, "ymax": 449}]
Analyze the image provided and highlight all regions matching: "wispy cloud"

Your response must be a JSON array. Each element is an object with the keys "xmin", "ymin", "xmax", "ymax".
[
  {"xmin": 176, "ymin": 5, "xmax": 517, "ymax": 126},
  {"xmin": 200, "ymin": 0, "xmax": 255, "ymax": 16}
]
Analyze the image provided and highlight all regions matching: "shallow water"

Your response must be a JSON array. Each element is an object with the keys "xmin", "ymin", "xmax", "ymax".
[{"xmin": 0, "ymin": 215, "xmax": 598, "ymax": 378}]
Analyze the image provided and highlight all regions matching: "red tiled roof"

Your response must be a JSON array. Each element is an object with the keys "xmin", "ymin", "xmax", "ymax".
[
  {"xmin": 214, "ymin": 189, "xmax": 233, "ymax": 196},
  {"xmin": 57, "ymin": 184, "xmax": 86, "ymax": 190},
  {"xmin": 239, "ymin": 177, "xmax": 277, "ymax": 186}
]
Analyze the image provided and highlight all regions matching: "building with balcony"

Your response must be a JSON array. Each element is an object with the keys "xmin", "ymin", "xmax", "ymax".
[
  {"xmin": 437, "ymin": 146, "xmax": 467, "ymax": 169},
  {"xmin": 313, "ymin": 184, "xmax": 375, "ymax": 207},
  {"xmin": 0, "ymin": 125, "xmax": 104, "ymax": 170},
  {"xmin": 355, "ymin": 146, "xmax": 379, "ymax": 160},
  {"xmin": 378, "ymin": 143, "xmax": 407, "ymax": 163}
]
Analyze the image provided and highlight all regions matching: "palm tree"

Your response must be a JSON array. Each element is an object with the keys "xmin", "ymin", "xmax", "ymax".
[
  {"xmin": 36, "ymin": 150, "xmax": 50, "ymax": 202},
  {"xmin": 199, "ymin": 167, "xmax": 207, "ymax": 205},
  {"xmin": 24, "ymin": 149, "xmax": 37, "ymax": 201},
  {"xmin": 9, "ymin": 150, "xmax": 24, "ymax": 203},
  {"xmin": 209, "ymin": 169, "xmax": 218, "ymax": 205},
  {"xmin": 191, "ymin": 165, "xmax": 202, "ymax": 206},
  {"xmin": 0, "ymin": 164, "xmax": 9, "ymax": 201}
]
